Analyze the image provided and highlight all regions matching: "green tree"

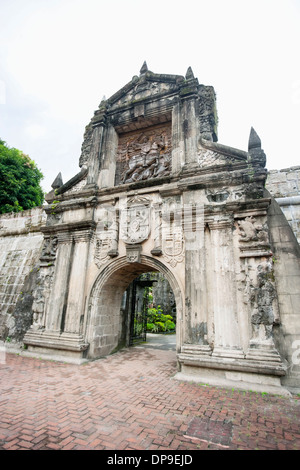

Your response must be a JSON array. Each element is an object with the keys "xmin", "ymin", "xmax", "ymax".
[{"xmin": 0, "ymin": 139, "xmax": 44, "ymax": 214}]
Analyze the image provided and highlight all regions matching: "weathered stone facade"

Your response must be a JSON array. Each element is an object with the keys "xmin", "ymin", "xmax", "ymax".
[
  {"xmin": 267, "ymin": 167, "xmax": 300, "ymax": 244},
  {"xmin": 1, "ymin": 63, "xmax": 300, "ymax": 395},
  {"xmin": 0, "ymin": 209, "xmax": 46, "ymax": 340}
]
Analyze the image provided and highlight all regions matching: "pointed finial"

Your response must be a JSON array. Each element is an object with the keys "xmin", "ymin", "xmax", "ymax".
[
  {"xmin": 51, "ymin": 172, "xmax": 63, "ymax": 190},
  {"xmin": 248, "ymin": 127, "xmax": 261, "ymax": 151},
  {"xmin": 140, "ymin": 61, "xmax": 148, "ymax": 75},
  {"xmin": 98, "ymin": 95, "xmax": 107, "ymax": 109},
  {"xmin": 185, "ymin": 66, "xmax": 194, "ymax": 80}
]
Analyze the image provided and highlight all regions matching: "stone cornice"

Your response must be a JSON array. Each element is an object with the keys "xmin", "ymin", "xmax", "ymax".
[{"xmin": 41, "ymin": 220, "xmax": 96, "ymax": 238}]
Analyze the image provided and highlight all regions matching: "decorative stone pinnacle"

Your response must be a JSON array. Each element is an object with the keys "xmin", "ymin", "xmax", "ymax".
[
  {"xmin": 51, "ymin": 172, "xmax": 63, "ymax": 189},
  {"xmin": 140, "ymin": 61, "xmax": 148, "ymax": 75},
  {"xmin": 248, "ymin": 127, "xmax": 261, "ymax": 151},
  {"xmin": 185, "ymin": 66, "xmax": 194, "ymax": 80}
]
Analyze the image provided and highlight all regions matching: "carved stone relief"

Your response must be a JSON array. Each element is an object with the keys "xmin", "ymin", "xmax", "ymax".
[
  {"xmin": 198, "ymin": 148, "xmax": 227, "ymax": 168},
  {"xmin": 40, "ymin": 236, "xmax": 58, "ymax": 264},
  {"xmin": 161, "ymin": 201, "xmax": 185, "ymax": 268},
  {"xmin": 111, "ymin": 80, "xmax": 177, "ymax": 111},
  {"xmin": 94, "ymin": 207, "xmax": 119, "ymax": 268},
  {"xmin": 237, "ymin": 216, "xmax": 269, "ymax": 246},
  {"xmin": 64, "ymin": 177, "xmax": 87, "ymax": 196},
  {"xmin": 198, "ymin": 86, "xmax": 218, "ymax": 141},
  {"xmin": 94, "ymin": 236, "xmax": 114, "ymax": 267},
  {"xmin": 248, "ymin": 260, "xmax": 280, "ymax": 347},
  {"xmin": 115, "ymin": 123, "xmax": 172, "ymax": 185},
  {"xmin": 31, "ymin": 266, "xmax": 55, "ymax": 330},
  {"xmin": 162, "ymin": 229, "xmax": 184, "ymax": 267},
  {"xmin": 126, "ymin": 245, "xmax": 142, "ymax": 263},
  {"xmin": 120, "ymin": 196, "xmax": 151, "ymax": 245},
  {"xmin": 79, "ymin": 124, "xmax": 93, "ymax": 168}
]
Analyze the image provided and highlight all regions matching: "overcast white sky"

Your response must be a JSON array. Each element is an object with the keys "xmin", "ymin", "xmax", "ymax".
[{"xmin": 0, "ymin": 0, "xmax": 299, "ymax": 193}]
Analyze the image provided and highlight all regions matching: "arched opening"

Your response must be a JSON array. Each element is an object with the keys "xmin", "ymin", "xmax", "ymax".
[
  {"xmin": 85, "ymin": 256, "xmax": 183, "ymax": 360},
  {"xmin": 122, "ymin": 272, "xmax": 177, "ymax": 348}
]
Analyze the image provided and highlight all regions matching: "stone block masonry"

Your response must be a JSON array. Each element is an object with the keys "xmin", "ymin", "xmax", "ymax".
[
  {"xmin": 0, "ymin": 171, "xmax": 297, "ymax": 343},
  {"xmin": 267, "ymin": 167, "xmax": 300, "ymax": 243},
  {"xmin": 0, "ymin": 208, "xmax": 45, "ymax": 341}
]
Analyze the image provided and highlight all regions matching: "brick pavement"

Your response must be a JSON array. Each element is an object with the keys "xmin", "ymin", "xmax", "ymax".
[{"xmin": 0, "ymin": 342, "xmax": 300, "ymax": 451}]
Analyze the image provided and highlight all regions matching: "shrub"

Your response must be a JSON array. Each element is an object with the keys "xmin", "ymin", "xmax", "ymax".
[{"xmin": 146, "ymin": 307, "xmax": 176, "ymax": 333}]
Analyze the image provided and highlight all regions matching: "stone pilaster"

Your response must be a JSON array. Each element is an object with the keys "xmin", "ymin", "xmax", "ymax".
[
  {"xmin": 151, "ymin": 203, "xmax": 163, "ymax": 256},
  {"xmin": 98, "ymin": 124, "xmax": 118, "ymax": 189},
  {"xmin": 208, "ymin": 218, "xmax": 244, "ymax": 359},
  {"xmin": 171, "ymin": 101, "xmax": 184, "ymax": 173},
  {"xmin": 182, "ymin": 203, "xmax": 210, "ymax": 351},
  {"xmin": 45, "ymin": 230, "xmax": 73, "ymax": 332},
  {"xmin": 234, "ymin": 207, "xmax": 284, "ymax": 366},
  {"xmin": 23, "ymin": 222, "xmax": 95, "ymax": 360},
  {"xmin": 180, "ymin": 78, "xmax": 199, "ymax": 166},
  {"xmin": 86, "ymin": 124, "xmax": 106, "ymax": 186},
  {"xmin": 63, "ymin": 226, "xmax": 95, "ymax": 334}
]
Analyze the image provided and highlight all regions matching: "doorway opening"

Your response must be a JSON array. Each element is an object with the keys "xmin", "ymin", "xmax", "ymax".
[
  {"xmin": 85, "ymin": 256, "xmax": 182, "ymax": 360},
  {"xmin": 122, "ymin": 272, "xmax": 177, "ymax": 348}
]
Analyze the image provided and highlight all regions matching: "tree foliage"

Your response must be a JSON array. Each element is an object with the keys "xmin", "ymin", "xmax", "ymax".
[{"xmin": 0, "ymin": 139, "xmax": 44, "ymax": 214}]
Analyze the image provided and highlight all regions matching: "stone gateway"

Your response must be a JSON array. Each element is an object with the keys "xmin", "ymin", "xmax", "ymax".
[{"xmin": 3, "ymin": 63, "xmax": 300, "ymax": 395}]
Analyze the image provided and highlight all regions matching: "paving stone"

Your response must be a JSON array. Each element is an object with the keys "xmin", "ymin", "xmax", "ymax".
[{"xmin": 0, "ymin": 345, "xmax": 300, "ymax": 451}]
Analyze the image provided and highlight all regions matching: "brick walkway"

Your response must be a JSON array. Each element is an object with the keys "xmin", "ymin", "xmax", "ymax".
[{"xmin": 0, "ymin": 341, "xmax": 300, "ymax": 451}]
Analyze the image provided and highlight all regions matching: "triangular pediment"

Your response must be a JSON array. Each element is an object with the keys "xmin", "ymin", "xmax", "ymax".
[{"xmin": 107, "ymin": 66, "xmax": 185, "ymax": 111}]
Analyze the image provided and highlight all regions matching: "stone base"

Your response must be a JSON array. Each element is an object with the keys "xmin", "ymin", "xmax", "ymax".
[
  {"xmin": 177, "ymin": 349, "xmax": 290, "ymax": 396},
  {"xmin": 23, "ymin": 329, "xmax": 89, "ymax": 364},
  {"xmin": 175, "ymin": 367, "xmax": 291, "ymax": 396}
]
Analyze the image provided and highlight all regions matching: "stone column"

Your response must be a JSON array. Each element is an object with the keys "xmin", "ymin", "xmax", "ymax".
[
  {"xmin": 151, "ymin": 203, "xmax": 163, "ymax": 256},
  {"xmin": 179, "ymin": 72, "xmax": 199, "ymax": 167},
  {"xmin": 181, "ymin": 96, "xmax": 198, "ymax": 165},
  {"xmin": 98, "ymin": 124, "xmax": 118, "ymax": 188},
  {"xmin": 208, "ymin": 219, "xmax": 244, "ymax": 359},
  {"xmin": 63, "ymin": 223, "xmax": 95, "ymax": 335},
  {"xmin": 181, "ymin": 202, "xmax": 212, "ymax": 355},
  {"xmin": 87, "ymin": 124, "xmax": 106, "ymax": 186},
  {"xmin": 171, "ymin": 101, "xmax": 184, "ymax": 173},
  {"xmin": 45, "ymin": 231, "xmax": 73, "ymax": 332}
]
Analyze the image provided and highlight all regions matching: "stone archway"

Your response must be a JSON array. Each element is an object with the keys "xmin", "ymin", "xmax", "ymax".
[
  {"xmin": 21, "ymin": 65, "xmax": 300, "ymax": 394},
  {"xmin": 85, "ymin": 256, "xmax": 183, "ymax": 360}
]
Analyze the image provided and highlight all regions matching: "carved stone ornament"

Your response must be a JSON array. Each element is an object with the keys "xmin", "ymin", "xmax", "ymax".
[
  {"xmin": 120, "ymin": 199, "xmax": 151, "ymax": 245},
  {"xmin": 237, "ymin": 216, "xmax": 269, "ymax": 245},
  {"xmin": 94, "ymin": 209, "xmax": 119, "ymax": 267},
  {"xmin": 126, "ymin": 245, "xmax": 142, "ymax": 263},
  {"xmin": 162, "ymin": 229, "xmax": 184, "ymax": 268},
  {"xmin": 31, "ymin": 266, "xmax": 55, "ymax": 330},
  {"xmin": 40, "ymin": 236, "xmax": 58, "ymax": 263},
  {"xmin": 115, "ymin": 124, "xmax": 172, "ymax": 185},
  {"xmin": 94, "ymin": 235, "xmax": 113, "ymax": 268},
  {"xmin": 245, "ymin": 260, "xmax": 281, "ymax": 358},
  {"xmin": 198, "ymin": 148, "xmax": 226, "ymax": 168}
]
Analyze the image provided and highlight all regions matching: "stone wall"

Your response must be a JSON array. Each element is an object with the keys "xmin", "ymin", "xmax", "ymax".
[
  {"xmin": 0, "ymin": 208, "xmax": 46, "ymax": 341},
  {"xmin": 0, "ymin": 168, "xmax": 299, "ymax": 346},
  {"xmin": 266, "ymin": 166, "xmax": 300, "ymax": 243}
]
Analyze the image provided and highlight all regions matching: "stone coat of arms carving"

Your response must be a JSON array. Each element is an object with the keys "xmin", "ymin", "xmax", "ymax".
[
  {"xmin": 162, "ymin": 229, "xmax": 184, "ymax": 267},
  {"xmin": 94, "ymin": 235, "xmax": 113, "ymax": 267},
  {"xmin": 120, "ymin": 204, "xmax": 150, "ymax": 245}
]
